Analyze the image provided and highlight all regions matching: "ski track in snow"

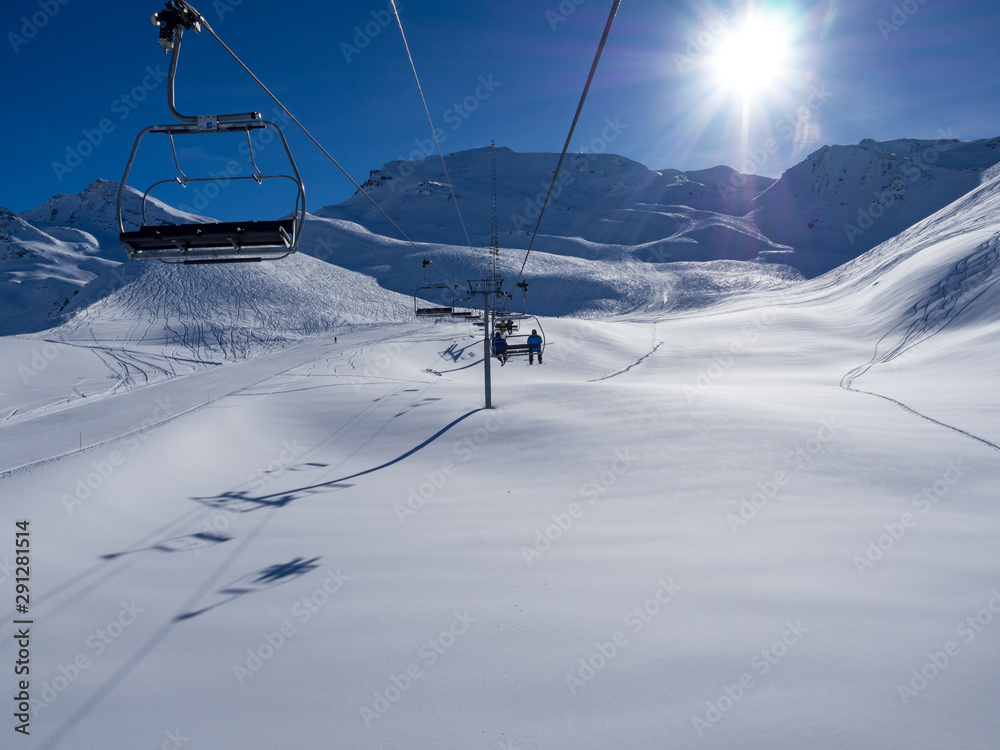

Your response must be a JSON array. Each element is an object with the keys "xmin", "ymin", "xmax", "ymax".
[
  {"xmin": 841, "ymin": 233, "xmax": 1000, "ymax": 451},
  {"xmin": 589, "ymin": 323, "xmax": 665, "ymax": 382}
]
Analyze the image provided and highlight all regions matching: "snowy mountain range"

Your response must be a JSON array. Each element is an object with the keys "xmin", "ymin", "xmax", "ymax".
[
  {"xmin": 5, "ymin": 136, "xmax": 1000, "ymax": 339},
  {"xmin": 319, "ymin": 137, "xmax": 1000, "ymax": 276}
]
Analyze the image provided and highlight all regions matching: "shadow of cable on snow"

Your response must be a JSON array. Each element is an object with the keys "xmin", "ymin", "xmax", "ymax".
[
  {"xmin": 34, "ymin": 411, "xmax": 486, "ymax": 747},
  {"xmin": 101, "ymin": 532, "xmax": 231, "ymax": 560},
  {"xmin": 189, "ymin": 408, "xmax": 486, "ymax": 510}
]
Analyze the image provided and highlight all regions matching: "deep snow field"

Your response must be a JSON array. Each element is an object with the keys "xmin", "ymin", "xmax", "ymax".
[{"xmin": 2, "ymin": 176, "xmax": 1000, "ymax": 749}]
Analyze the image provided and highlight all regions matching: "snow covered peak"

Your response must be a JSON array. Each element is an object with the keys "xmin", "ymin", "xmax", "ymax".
[
  {"xmin": 771, "ymin": 136, "xmax": 994, "ymax": 200},
  {"xmin": 21, "ymin": 179, "xmax": 124, "ymax": 240},
  {"xmin": 1, "ymin": 181, "xmax": 217, "ymax": 336},
  {"xmin": 318, "ymin": 146, "xmax": 775, "ymax": 251},
  {"xmin": 20, "ymin": 179, "xmax": 211, "ymax": 245},
  {"xmin": 751, "ymin": 136, "xmax": 1000, "ymax": 276},
  {"xmin": 0, "ymin": 206, "xmax": 35, "ymax": 244}
]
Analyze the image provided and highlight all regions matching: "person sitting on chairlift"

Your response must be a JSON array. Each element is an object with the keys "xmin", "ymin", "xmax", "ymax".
[
  {"xmin": 492, "ymin": 331, "xmax": 508, "ymax": 365},
  {"xmin": 527, "ymin": 329, "xmax": 543, "ymax": 365}
]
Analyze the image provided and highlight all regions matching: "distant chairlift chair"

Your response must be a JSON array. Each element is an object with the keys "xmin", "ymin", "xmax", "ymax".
[
  {"xmin": 116, "ymin": 1, "xmax": 305, "ymax": 264},
  {"xmin": 414, "ymin": 284, "xmax": 456, "ymax": 317},
  {"xmin": 491, "ymin": 281, "xmax": 542, "ymax": 358},
  {"xmin": 414, "ymin": 259, "xmax": 462, "ymax": 318}
]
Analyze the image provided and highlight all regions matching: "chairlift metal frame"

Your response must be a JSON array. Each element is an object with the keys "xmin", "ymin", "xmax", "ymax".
[
  {"xmin": 412, "ymin": 259, "xmax": 455, "ymax": 316},
  {"xmin": 413, "ymin": 259, "xmax": 481, "ymax": 319},
  {"xmin": 448, "ymin": 286, "xmax": 479, "ymax": 319},
  {"xmin": 116, "ymin": 1, "xmax": 305, "ymax": 264},
  {"xmin": 414, "ymin": 284, "xmax": 456, "ymax": 317}
]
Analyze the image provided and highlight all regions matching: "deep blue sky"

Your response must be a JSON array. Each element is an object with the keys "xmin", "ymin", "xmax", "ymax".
[{"xmin": 2, "ymin": 0, "xmax": 1000, "ymax": 216}]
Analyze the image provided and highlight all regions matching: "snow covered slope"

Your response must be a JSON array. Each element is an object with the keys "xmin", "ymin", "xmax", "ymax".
[
  {"xmin": 0, "ymin": 180, "xmax": 210, "ymax": 335},
  {"xmin": 56, "ymin": 253, "xmax": 414, "ymax": 359},
  {"xmin": 300, "ymin": 212, "xmax": 801, "ymax": 319},
  {"xmin": 0, "ymin": 253, "xmax": 414, "ymax": 432},
  {"xmin": 1, "ymin": 138, "xmax": 999, "ymax": 750},
  {"xmin": 789, "ymin": 169, "xmax": 1000, "ymax": 445},
  {"xmin": 0, "ymin": 206, "xmax": 114, "ymax": 334}
]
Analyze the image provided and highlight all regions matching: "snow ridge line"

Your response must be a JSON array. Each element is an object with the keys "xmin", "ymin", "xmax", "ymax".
[{"xmin": 841, "ymin": 233, "xmax": 1000, "ymax": 452}]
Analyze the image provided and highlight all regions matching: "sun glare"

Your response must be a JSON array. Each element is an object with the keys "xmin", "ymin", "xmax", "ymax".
[{"xmin": 711, "ymin": 14, "xmax": 793, "ymax": 98}]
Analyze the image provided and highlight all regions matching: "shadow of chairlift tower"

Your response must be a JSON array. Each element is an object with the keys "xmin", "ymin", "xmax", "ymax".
[{"xmin": 174, "ymin": 556, "xmax": 322, "ymax": 620}]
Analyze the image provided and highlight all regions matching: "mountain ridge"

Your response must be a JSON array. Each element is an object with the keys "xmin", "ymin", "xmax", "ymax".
[{"xmin": 4, "ymin": 136, "xmax": 1000, "ymax": 338}]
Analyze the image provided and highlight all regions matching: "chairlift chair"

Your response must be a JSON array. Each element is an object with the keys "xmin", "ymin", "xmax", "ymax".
[
  {"xmin": 413, "ymin": 259, "xmax": 458, "ymax": 317},
  {"xmin": 414, "ymin": 284, "xmax": 456, "ymax": 317},
  {"xmin": 489, "ymin": 280, "xmax": 542, "ymax": 358},
  {"xmin": 496, "ymin": 316, "xmax": 544, "ymax": 359},
  {"xmin": 116, "ymin": 1, "xmax": 305, "ymax": 264},
  {"xmin": 448, "ymin": 288, "xmax": 479, "ymax": 319}
]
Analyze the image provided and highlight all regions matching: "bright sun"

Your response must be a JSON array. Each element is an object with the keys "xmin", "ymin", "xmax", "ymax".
[{"xmin": 711, "ymin": 14, "xmax": 793, "ymax": 98}]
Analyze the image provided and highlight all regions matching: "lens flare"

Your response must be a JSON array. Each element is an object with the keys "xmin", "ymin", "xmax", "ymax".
[{"xmin": 711, "ymin": 13, "xmax": 793, "ymax": 98}]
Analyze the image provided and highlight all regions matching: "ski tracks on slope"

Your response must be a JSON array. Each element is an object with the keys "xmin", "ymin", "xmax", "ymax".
[
  {"xmin": 589, "ymin": 322, "xmax": 664, "ymax": 382},
  {"xmin": 841, "ymin": 232, "xmax": 1000, "ymax": 451}
]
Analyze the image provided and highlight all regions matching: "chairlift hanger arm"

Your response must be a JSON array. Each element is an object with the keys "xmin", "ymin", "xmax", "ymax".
[{"xmin": 153, "ymin": 1, "xmax": 261, "ymax": 125}]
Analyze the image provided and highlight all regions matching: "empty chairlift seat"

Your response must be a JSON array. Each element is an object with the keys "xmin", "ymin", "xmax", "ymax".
[
  {"xmin": 121, "ymin": 218, "xmax": 296, "ymax": 262},
  {"xmin": 414, "ymin": 282, "xmax": 456, "ymax": 317}
]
